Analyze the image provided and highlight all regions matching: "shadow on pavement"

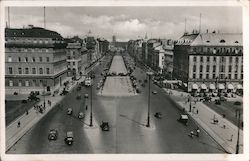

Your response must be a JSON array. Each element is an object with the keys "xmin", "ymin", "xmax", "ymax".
[{"xmin": 119, "ymin": 114, "xmax": 146, "ymax": 127}]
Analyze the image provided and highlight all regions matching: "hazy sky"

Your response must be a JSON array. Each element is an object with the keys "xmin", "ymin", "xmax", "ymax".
[{"xmin": 5, "ymin": 7, "xmax": 242, "ymax": 41}]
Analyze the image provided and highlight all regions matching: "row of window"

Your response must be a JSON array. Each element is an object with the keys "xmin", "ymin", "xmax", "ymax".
[
  {"xmin": 6, "ymin": 48, "xmax": 50, "ymax": 53},
  {"xmin": 192, "ymin": 47, "xmax": 242, "ymax": 54},
  {"xmin": 192, "ymin": 73, "xmax": 243, "ymax": 80},
  {"xmin": 6, "ymin": 38, "xmax": 64, "ymax": 44},
  {"xmin": 193, "ymin": 56, "xmax": 242, "ymax": 63},
  {"xmin": 7, "ymin": 56, "xmax": 50, "ymax": 63},
  {"xmin": 7, "ymin": 79, "xmax": 48, "ymax": 87},
  {"xmin": 193, "ymin": 65, "xmax": 243, "ymax": 73},
  {"xmin": 8, "ymin": 67, "xmax": 50, "ymax": 75}
]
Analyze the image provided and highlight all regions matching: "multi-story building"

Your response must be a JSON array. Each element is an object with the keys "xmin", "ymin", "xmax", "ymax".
[
  {"xmin": 5, "ymin": 26, "xmax": 68, "ymax": 94},
  {"xmin": 97, "ymin": 38, "xmax": 109, "ymax": 56},
  {"xmin": 173, "ymin": 31, "xmax": 243, "ymax": 94},
  {"xmin": 66, "ymin": 37, "xmax": 84, "ymax": 79}
]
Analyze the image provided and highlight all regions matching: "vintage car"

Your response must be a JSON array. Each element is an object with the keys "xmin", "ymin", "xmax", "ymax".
[{"xmin": 48, "ymin": 129, "xmax": 58, "ymax": 140}]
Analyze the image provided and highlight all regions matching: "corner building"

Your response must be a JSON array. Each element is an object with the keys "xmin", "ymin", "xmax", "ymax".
[
  {"xmin": 5, "ymin": 26, "xmax": 68, "ymax": 94},
  {"xmin": 173, "ymin": 32, "xmax": 243, "ymax": 95}
]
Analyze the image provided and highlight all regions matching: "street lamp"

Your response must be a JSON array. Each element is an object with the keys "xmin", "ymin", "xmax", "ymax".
[
  {"xmin": 89, "ymin": 70, "xmax": 93, "ymax": 127},
  {"xmin": 235, "ymin": 109, "xmax": 241, "ymax": 154},
  {"xmin": 146, "ymin": 71, "xmax": 154, "ymax": 127}
]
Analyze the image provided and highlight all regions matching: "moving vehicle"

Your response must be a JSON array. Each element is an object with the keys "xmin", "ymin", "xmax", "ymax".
[
  {"xmin": 154, "ymin": 112, "xmax": 162, "ymax": 119},
  {"xmin": 78, "ymin": 112, "xmax": 85, "ymax": 119},
  {"xmin": 48, "ymin": 129, "xmax": 58, "ymax": 140},
  {"xmin": 152, "ymin": 90, "xmax": 157, "ymax": 94},
  {"xmin": 177, "ymin": 114, "xmax": 188, "ymax": 125},
  {"xmin": 85, "ymin": 77, "xmax": 92, "ymax": 87},
  {"xmin": 100, "ymin": 121, "xmax": 110, "ymax": 131},
  {"xmin": 67, "ymin": 108, "xmax": 73, "ymax": 115},
  {"xmin": 64, "ymin": 131, "xmax": 74, "ymax": 145},
  {"xmin": 84, "ymin": 94, "xmax": 89, "ymax": 98}
]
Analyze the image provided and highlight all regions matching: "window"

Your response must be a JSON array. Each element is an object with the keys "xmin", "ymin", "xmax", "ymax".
[
  {"xmin": 235, "ymin": 65, "xmax": 238, "ymax": 72},
  {"xmin": 25, "ymin": 68, "xmax": 29, "ymax": 74},
  {"xmin": 236, "ymin": 57, "xmax": 239, "ymax": 63},
  {"xmin": 8, "ymin": 67, "xmax": 13, "ymax": 74},
  {"xmin": 213, "ymin": 65, "xmax": 216, "ymax": 72},
  {"xmin": 199, "ymin": 74, "xmax": 202, "ymax": 79},
  {"xmin": 193, "ymin": 74, "xmax": 196, "ymax": 79},
  {"xmin": 39, "ymin": 57, "xmax": 43, "ymax": 62},
  {"xmin": 220, "ymin": 74, "xmax": 225, "ymax": 79},
  {"xmin": 229, "ymin": 65, "xmax": 232, "ymax": 72},
  {"xmin": 193, "ymin": 48, "xmax": 197, "ymax": 52},
  {"xmin": 200, "ymin": 57, "xmax": 203, "ymax": 62},
  {"xmin": 206, "ymin": 57, "xmax": 210, "ymax": 62},
  {"xmin": 9, "ymin": 80, "xmax": 13, "ymax": 87},
  {"xmin": 33, "ymin": 80, "xmax": 36, "ymax": 86},
  {"xmin": 206, "ymin": 65, "xmax": 209, "ymax": 72},
  {"xmin": 18, "ymin": 80, "xmax": 22, "ymax": 86},
  {"xmin": 193, "ymin": 56, "xmax": 197, "ymax": 62},
  {"xmin": 18, "ymin": 68, "xmax": 22, "ymax": 74},
  {"xmin": 199, "ymin": 65, "xmax": 203, "ymax": 72},
  {"xmin": 229, "ymin": 56, "xmax": 232, "ymax": 63},
  {"xmin": 72, "ymin": 62, "xmax": 75, "ymax": 65},
  {"xmin": 213, "ymin": 74, "xmax": 216, "ymax": 79},
  {"xmin": 213, "ymin": 57, "xmax": 216, "ymax": 62},
  {"xmin": 32, "ymin": 57, "xmax": 36, "ymax": 62},
  {"xmin": 46, "ymin": 68, "xmax": 50, "ymax": 74},
  {"xmin": 206, "ymin": 74, "xmax": 209, "ymax": 79},
  {"xmin": 39, "ymin": 68, "xmax": 43, "ymax": 74},
  {"xmin": 32, "ymin": 68, "xmax": 36, "ymax": 74},
  {"xmin": 228, "ymin": 74, "xmax": 231, "ymax": 79},
  {"xmin": 221, "ymin": 56, "xmax": 225, "ymax": 62},
  {"xmin": 193, "ymin": 65, "xmax": 196, "ymax": 72},
  {"xmin": 241, "ymin": 65, "xmax": 243, "ymax": 73},
  {"xmin": 235, "ymin": 74, "xmax": 238, "ymax": 79},
  {"xmin": 46, "ymin": 57, "xmax": 50, "ymax": 62},
  {"xmin": 45, "ymin": 49, "xmax": 49, "ymax": 52},
  {"xmin": 220, "ymin": 39, "xmax": 226, "ymax": 43},
  {"xmin": 25, "ymin": 81, "xmax": 29, "ymax": 87},
  {"xmin": 18, "ymin": 57, "xmax": 21, "ymax": 62},
  {"xmin": 8, "ymin": 56, "xmax": 12, "ymax": 62},
  {"xmin": 220, "ymin": 65, "xmax": 225, "ymax": 72},
  {"xmin": 25, "ymin": 57, "xmax": 28, "ymax": 62},
  {"xmin": 241, "ymin": 74, "xmax": 243, "ymax": 79},
  {"xmin": 34, "ymin": 40, "xmax": 37, "ymax": 43}
]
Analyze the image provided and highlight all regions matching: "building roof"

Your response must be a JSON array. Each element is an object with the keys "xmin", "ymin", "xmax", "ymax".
[
  {"xmin": 191, "ymin": 33, "xmax": 242, "ymax": 46},
  {"xmin": 175, "ymin": 33, "xmax": 199, "ymax": 45},
  {"xmin": 5, "ymin": 26, "xmax": 63, "ymax": 39}
]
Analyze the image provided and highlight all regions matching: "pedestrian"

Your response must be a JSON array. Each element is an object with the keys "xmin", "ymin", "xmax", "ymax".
[
  {"xmin": 86, "ymin": 105, "xmax": 88, "ymax": 110},
  {"xmin": 190, "ymin": 131, "xmax": 194, "ymax": 138},
  {"xmin": 196, "ymin": 128, "xmax": 200, "ymax": 137},
  {"xmin": 26, "ymin": 110, "xmax": 29, "ymax": 115},
  {"xmin": 196, "ymin": 109, "xmax": 199, "ymax": 114}
]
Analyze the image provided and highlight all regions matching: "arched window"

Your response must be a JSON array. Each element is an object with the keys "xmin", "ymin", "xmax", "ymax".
[{"xmin": 220, "ymin": 39, "xmax": 226, "ymax": 43}]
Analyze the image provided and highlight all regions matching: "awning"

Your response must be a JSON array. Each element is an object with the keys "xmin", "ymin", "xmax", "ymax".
[
  {"xmin": 209, "ymin": 84, "xmax": 216, "ymax": 90},
  {"xmin": 227, "ymin": 84, "xmax": 234, "ymax": 90},
  {"xmin": 192, "ymin": 84, "xmax": 199, "ymax": 90},
  {"xmin": 218, "ymin": 84, "xmax": 225, "ymax": 90},
  {"xmin": 237, "ymin": 84, "xmax": 243, "ymax": 89},
  {"xmin": 201, "ymin": 84, "xmax": 207, "ymax": 90}
]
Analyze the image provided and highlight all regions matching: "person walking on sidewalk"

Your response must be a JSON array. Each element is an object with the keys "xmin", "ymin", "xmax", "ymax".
[{"xmin": 196, "ymin": 128, "xmax": 200, "ymax": 137}]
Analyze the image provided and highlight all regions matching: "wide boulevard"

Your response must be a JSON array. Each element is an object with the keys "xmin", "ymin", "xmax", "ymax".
[{"xmin": 7, "ymin": 52, "xmax": 225, "ymax": 154}]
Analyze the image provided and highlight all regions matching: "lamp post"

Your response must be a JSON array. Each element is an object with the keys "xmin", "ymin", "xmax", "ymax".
[
  {"xmin": 235, "ymin": 109, "xmax": 241, "ymax": 154},
  {"xmin": 146, "ymin": 71, "xmax": 154, "ymax": 127},
  {"xmin": 43, "ymin": 83, "xmax": 46, "ymax": 108},
  {"xmin": 89, "ymin": 70, "xmax": 93, "ymax": 127}
]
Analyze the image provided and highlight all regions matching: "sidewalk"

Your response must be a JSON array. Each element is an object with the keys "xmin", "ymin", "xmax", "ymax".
[
  {"xmin": 5, "ymin": 57, "xmax": 103, "ymax": 152},
  {"xmin": 163, "ymin": 88, "xmax": 243, "ymax": 154}
]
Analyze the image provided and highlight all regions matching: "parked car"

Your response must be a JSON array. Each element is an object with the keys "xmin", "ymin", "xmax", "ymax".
[
  {"xmin": 177, "ymin": 114, "xmax": 188, "ymax": 126},
  {"xmin": 48, "ymin": 129, "xmax": 58, "ymax": 140},
  {"xmin": 76, "ymin": 94, "xmax": 81, "ymax": 100},
  {"xmin": 219, "ymin": 96, "xmax": 227, "ymax": 102},
  {"xmin": 84, "ymin": 94, "xmax": 89, "ymax": 98},
  {"xmin": 215, "ymin": 99, "xmax": 221, "ymax": 105},
  {"xmin": 64, "ymin": 131, "xmax": 74, "ymax": 145}
]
